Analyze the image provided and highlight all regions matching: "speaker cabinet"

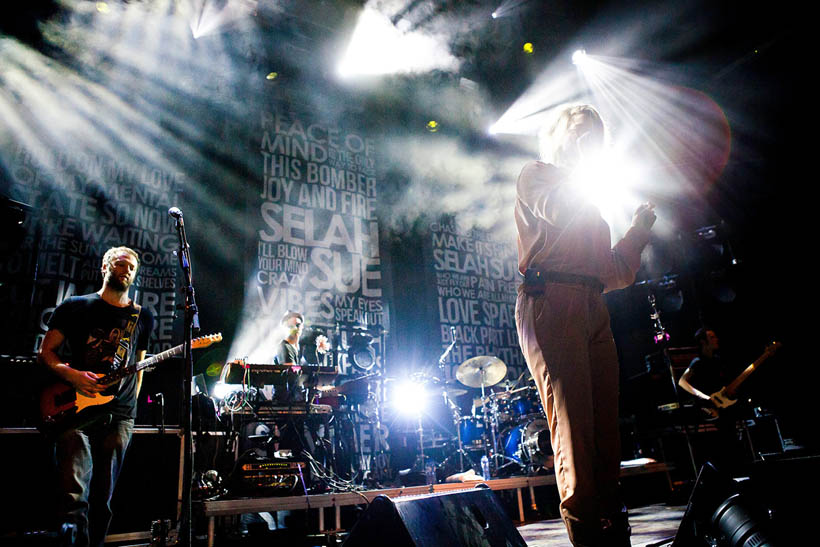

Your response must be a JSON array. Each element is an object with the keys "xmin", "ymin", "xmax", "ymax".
[
  {"xmin": 342, "ymin": 485, "xmax": 527, "ymax": 547},
  {"xmin": 671, "ymin": 462, "xmax": 766, "ymax": 547},
  {"xmin": 0, "ymin": 428, "xmax": 181, "ymax": 540}
]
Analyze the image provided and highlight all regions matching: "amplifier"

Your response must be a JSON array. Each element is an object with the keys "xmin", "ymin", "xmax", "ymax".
[{"xmin": 230, "ymin": 457, "xmax": 310, "ymax": 496}]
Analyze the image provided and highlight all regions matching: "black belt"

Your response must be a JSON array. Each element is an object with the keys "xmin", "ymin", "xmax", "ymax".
[{"xmin": 523, "ymin": 268, "xmax": 604, "ymax": 294}]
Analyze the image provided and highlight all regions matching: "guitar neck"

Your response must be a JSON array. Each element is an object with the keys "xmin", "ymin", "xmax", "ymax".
[
  {"xmin": 725, "ymin": 350, "xmax": 774, "ymax": 396},
  {"xmin": 100, "ymin": 343, "xmax": 184, "ymax": 384},
  {"xmin": 95, "ymin": 333, "xmax": 222, "ymax": 385}
]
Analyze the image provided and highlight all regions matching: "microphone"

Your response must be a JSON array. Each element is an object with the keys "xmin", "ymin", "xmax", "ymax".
[{"xmin": 168, "ymin": 207, "xmax": 183, "ymax": 219}]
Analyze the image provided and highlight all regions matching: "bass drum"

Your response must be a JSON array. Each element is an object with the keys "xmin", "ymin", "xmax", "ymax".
[{"xmin": 501, "ymin": 418, "xmax": 553, "ymax": 467}]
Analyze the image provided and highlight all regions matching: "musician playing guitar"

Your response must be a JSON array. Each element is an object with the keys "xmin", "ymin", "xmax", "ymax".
[
  {"xmin": 677, "ymin": 327, "xmax": 782, "ymax": 470},
  {"xmin": 37, "ymin": 246, "xmax": 155, "ymax": 547},
  {"xmin": 677, "ymin": 328, "xmax": 730, "ymax": 410}
]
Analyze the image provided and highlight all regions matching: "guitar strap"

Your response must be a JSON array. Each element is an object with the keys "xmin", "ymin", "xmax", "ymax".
[{"xmin": 112, "ymin": 303, "xmax": 142, "ymax": 372}]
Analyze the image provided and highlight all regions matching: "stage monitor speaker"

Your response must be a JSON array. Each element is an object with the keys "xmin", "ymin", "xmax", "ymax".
[
  {"xmin": 342, "ymin": 485, "xmax": 527, "ymax": 547},
  {"xmin": 672, "ymin": 462, "xmax": 776, "ymax": 547}
]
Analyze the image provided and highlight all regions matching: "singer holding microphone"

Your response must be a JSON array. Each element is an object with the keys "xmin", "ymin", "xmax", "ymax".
[{"xmin": 514, "ymin": 105, "xmax": 656, "ymax": 546}]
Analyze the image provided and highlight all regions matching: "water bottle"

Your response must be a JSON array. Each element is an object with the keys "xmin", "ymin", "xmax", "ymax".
[
  {"xmin": 425, "ymin": 462, "xmax": 436, "ymax": 485},
  {"xmin": 480, "ymin": 455, "xmax": 490, "ymax": 481}
]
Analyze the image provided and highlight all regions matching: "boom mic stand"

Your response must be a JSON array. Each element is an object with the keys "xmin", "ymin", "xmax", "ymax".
[
  {"xmin": 648, "ymin": 293, "xmax": 698, "ymax": 478},
  {"xmin": 436, "ymin": 328, "xmax": 463, "ymax": 469},
  {"xmin": 170, "ymin": 207, "xmax": 199, "ymax": 547}
]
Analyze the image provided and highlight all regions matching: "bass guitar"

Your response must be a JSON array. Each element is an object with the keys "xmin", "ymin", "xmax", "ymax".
[
  {"xmin": 702, "ymin": 341, "xmax": 781, "ymax": 419},
  {"xmin": 39, "ymin": 333, "xmax": 222, "ymax": 433}
]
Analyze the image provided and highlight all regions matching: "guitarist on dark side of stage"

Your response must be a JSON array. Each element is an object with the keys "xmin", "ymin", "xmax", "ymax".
[
  {"xmin": 677, "ymin": 327, "xmax": 745, "ymax": 470},
  {"xmin": 37, "ymin": 246, "xmax": 155, "ymax": 547},
  {"xmin": 678, "ymin": 327, "xmax": 728, "ymax": 408}
]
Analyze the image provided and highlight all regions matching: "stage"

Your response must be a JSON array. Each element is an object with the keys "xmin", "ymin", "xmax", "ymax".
[
  {"xmin": 519, "ymin": 504, "xmax": 686, "ymax": 547},
  {"xmin": 198, "ymin": 462, "xmax": 673, "ymax": 546}
]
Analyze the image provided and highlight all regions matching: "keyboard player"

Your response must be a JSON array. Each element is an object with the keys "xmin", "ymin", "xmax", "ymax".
[
  {"xmin": 275, "ymin": 310, "xmax": 305, "ymax": 369},
  {"xmin": 272, "ymin": 310, "xmax": 306, "ymax": 404}
]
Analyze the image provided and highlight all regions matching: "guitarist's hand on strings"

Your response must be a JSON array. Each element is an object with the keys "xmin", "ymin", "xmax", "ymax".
[
  {"xmin": 67, "ymin": 368, "xmax": 106, "ymax": 397},
  {"xmin": 39, "ymin": 329, "xmax": 106, "ymax": 396}
]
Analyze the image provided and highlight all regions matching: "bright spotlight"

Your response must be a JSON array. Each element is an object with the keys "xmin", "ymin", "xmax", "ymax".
[
  {"xmin": 491, "ymin": 11, "xmax": 498, "ymax": 19},
  {"xmin": 572, "ymin": 49, "xmax": 587, "ymax": 65},
  {"xmin": 569, "ymin": 149, "xmax": 643, "ymax": 232},
  {"xmin": 211, "ymin": 381, "xmax": 236, "ymax": 400},
  {"xmin": 337, "ymin": 7, "xmax": 459, "ymax": 77},
  {"xmin": 392, "ymin": 380, "xmax": 428, "ymax": 416}
]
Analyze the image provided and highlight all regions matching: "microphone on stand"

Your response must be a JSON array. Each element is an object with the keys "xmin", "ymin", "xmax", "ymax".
[{"xmin": 168, "ymin": 207, "xmax": 183, "ymax": 221}]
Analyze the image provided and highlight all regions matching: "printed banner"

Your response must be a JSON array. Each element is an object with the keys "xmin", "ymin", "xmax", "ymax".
[
  {"xmin": 1, "ymin": 146, "xmax": 184, "ymax": 355},
  {"xmin": 427, "ymin": 217, "xmax": 525, "ymax": 383},
  {"xmin": 234, "ymin": 109, "xmax": 389, "ymax": 371}
]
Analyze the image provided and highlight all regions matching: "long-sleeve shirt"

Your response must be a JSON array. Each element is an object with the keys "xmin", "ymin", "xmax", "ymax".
[{"xmin": 515, "ymin": 160, "xmax": 651, "ymax": 292}]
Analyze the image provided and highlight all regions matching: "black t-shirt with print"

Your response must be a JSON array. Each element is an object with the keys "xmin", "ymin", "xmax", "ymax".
[{"xmin": 48, "ymin": 293, "xmax": 155, "ymax": 419}]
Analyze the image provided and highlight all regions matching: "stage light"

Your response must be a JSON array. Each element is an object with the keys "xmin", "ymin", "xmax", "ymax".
[
  {"xmin": 426, "ymin": 120, "xmax": 440, "ymax": 133},
  {"xmin": 211, "ymin": 381, "xmax": 235, "ymax": 400},
  {"xmin": 569, "ymin": 148, "xmax": 643, "ymax": 232},
  {"xmin": 491, "ymin": 11, "xmax": 499, "ymax": 19},
  {"xmin": 572, "ymin": 49, "xmax": 587, "ymax": 65},
  {"xmin": 523, "ymin": 42, "xmax": 534, "ymax": 55},
  {"xmin": 337, "ymin": 6, "xmax": 459, "ymax": 77},
  {"xmin": 189, "ymin": 0, "xmax": 256, "ymax": 39},
  {"xmin": 96, "ymin": 2, "xmax": 110, "ymax": 14},
  {"xmin": 265, "ymin": 72, "xmax": 278, "ymax": 81},
  {"xmin": 392, "ymin": 380, "xmax": 428, "ymax": 416},
  {"xmin": 348, "ymin": 331, "xmax": 376, "ymax": 371}
]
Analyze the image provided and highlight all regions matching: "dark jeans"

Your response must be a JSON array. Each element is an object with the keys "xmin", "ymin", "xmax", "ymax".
[{"xmin": 54, "ymin": 416, "xmax": 134, "ymax": 547}]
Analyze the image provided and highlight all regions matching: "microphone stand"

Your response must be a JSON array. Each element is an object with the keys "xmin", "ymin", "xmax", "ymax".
[
  {"xmin": 648, "ymin": 293, "xmax": 698, "ymax": 478},
  {"xmin": 436, "ymin": 328, "xmax": 467, "ymax": 470},
  {"xmin": 171, "ymin": 209, "xmax": 200, "ymax": 547}
]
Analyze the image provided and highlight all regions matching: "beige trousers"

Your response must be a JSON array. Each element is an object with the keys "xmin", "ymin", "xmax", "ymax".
[{"xmin": 516, "ymin": 283, "xmax": 624, "ymax": 546}]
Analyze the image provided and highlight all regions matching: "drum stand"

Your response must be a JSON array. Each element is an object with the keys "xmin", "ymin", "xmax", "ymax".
[
  {"xmin": 481, "ymin": 390, "xmax": 503, "ymax": 472},
  {"xmin": 367, "ymin": 377, "xmax": 390, "ymax": 485},
  {"xmin": 442, "ymin": 392, "xmax": 477, "ymax": 473}
]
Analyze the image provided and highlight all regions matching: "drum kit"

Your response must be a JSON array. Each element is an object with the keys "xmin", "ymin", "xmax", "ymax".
[{"xmin": 427, "ymin": 355, "xmax": 554, "ymax": 478}]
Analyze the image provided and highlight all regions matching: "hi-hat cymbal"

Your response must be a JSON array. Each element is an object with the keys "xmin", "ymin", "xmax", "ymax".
[
  {"xmin": 456, "ymin": 356, "xmax": 507, "ymax": 388},
  {"xmin": 443, "ymin": 380, "xmax": 468, "ymax": 397}
]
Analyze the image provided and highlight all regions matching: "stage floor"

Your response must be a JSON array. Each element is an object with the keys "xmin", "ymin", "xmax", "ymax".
[{"xmin": 518, "ymin": 504, "xmax": 685, "ymax": 547}]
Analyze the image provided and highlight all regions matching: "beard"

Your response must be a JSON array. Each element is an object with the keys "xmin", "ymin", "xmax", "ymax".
[{"xmin": 106, "ymin": 270, "xmax": 133, "ymax": 292}]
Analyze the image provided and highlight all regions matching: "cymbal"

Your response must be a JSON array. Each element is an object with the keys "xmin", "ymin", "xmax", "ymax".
[
  {"xmin": 336, "ymin": 372, "xmax": 382, "ymax": 394},
  {"xmin": 443, "ymin": 380, "xmax": 468, "ymax": 397},
  {"xmin": 456, "ymin": 356, "xmax": 507, "ymax": 388}
]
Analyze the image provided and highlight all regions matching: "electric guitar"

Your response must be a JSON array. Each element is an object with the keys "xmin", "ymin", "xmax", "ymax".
[
  {"xmin": 39, "ymin": 333, "xmax": 222, "ymax": 433},
  {"xmin": 702, "ymin": 341, "xmax": 781, "ymax": 419}
]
